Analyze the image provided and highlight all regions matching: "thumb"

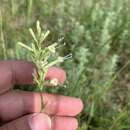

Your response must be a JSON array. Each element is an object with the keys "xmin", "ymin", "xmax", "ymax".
[{"xmin": 0, "ymin": 113, "xmax": 51, "ymax": 130}]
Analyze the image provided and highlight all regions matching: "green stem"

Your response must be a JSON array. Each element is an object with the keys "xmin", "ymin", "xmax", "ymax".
[
  {"xmin": 0, "ymin": 10, "xmax": 7, "ymax": 59},
  {"xmin": 86, "ymin": 102, "xmax": 95, "ymax": 130},
  {"xmin": 109, "ymin": 110, "xmax": 128, "ymax": 130}
]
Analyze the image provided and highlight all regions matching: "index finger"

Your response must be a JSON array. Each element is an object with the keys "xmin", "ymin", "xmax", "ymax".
[
  {"xmin": 0, "ymin": 60, "xmax": 66, "ymax": 94},
  {"xmin": 0, "ymin": 91, "xmax": 83, "ymax": 122}
]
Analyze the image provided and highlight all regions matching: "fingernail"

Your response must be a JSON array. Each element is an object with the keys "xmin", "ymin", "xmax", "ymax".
[{"xmin": 28, "ymin": 113, "xmax": 51, "ymax": 130}]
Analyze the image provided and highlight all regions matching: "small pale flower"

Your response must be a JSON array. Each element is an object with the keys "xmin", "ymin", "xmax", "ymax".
[{"xmin": 50, "ymin": 78, "xmax": 59, "ymax": 86}]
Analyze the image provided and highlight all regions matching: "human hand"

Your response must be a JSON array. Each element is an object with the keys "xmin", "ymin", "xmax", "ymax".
[{"xmin": 0, "ymin": 60, "xmax": 83, "ymax": 130}]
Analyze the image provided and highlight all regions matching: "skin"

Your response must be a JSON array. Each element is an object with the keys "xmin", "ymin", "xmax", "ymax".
[{"xmin": 0, "ymin": 60, "xmax": 83, "ymax": 130}]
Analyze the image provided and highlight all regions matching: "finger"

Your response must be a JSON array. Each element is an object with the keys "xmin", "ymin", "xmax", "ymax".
[
  {"xmin": 0, "ymin": 114, "xmax": 78, "ymax": 130},
  {"xmin": 0, "ymin": 113, "xmax": 51, "ymax": 130},
  {"xmin": 52, "ymin": 116, "xmax": 78, "ymax": 130},
  {"xmin": 0, "ymin": 91, "xmax": 83, "ymax": 122},
  {"xmin": 0, "ymin": 60, "xmax": 66, "ymax": 94},
  {"xmin": 45, "ymin": 66, "xmax": 66, "ymax": 85}
]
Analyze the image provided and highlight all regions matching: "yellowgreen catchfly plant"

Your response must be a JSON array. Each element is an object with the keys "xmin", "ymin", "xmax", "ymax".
[{"xmin": 17, "ymin": 21, "xmax": 72, "ymax": 111}]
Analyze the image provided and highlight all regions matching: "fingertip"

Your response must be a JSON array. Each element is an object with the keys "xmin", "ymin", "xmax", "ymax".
[
  {"xmin": 70, "ymin": 118, "xmax": 78, "ymax": 130},
  {"xmin": 45, "ymin": 94, "xmax": 84, "ymax": 116},
  {"xmin": 68, "ymin": 98, "xmax": 84, "ymax": 116},
  {"xmin": 76, "ymin": 98, "xmax": 84, "ymax": 114},
  {"xmin": 52, "ymin": 117, "xmax": 78, "ymax": 130},
  {"xmin": 45, "ymin": 67, "xmax": 66, "ymax": 84}
]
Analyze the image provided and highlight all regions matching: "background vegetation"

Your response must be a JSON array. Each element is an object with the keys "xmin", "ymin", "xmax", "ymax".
[{"xmin": 0, "ymin": 0, "xmax": 130, "ymax": 129}]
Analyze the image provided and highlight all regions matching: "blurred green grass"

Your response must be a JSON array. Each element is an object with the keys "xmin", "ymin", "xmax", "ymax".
[{"xmin": 0, "ymin": 0, "xmax": 130, "ymax": 130}]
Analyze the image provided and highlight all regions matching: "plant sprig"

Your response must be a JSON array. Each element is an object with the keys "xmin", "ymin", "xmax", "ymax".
[{"xmin": 18, "ymin": 21, "xmax": 72, "ymax": 92}]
